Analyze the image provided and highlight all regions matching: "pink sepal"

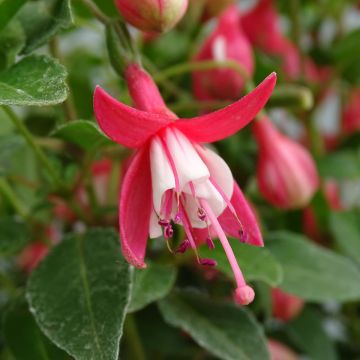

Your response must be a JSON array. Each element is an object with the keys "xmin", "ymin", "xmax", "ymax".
[
  {"xmin": 119, "ymin": 146, "xmax": 152, "ymax": 268},
  {"xmin": 175, "ymin": 73, "xmax": 276, "ymax": 143}
]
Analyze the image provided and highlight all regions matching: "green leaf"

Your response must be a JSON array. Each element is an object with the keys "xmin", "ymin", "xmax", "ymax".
[
  {"xmin": 330, "ymin": 211, "xmax": 360, "ymax": 264},
  {"xmin": 27, "ymin": 229, "xmax": 132, "ymax": 360},
  {"xmin": 0, "ymin": 20, "xmax": 25, "ymax": 71},
  {"xmin": 200, "ymin": 240, "xmax": 283, "ymax": 286},
  {"xmin": 0, "ymin": 217, "xmax": 28, "ymax": 255},
  {"xmin": 52, "ymin": 120, "xmax": 111, "ymax": 150},
  {"xmin": 4, "ymin": 299, "xmax": 69, "ymax": 360},
  {"xmin": 158, "ymin": 290, "xmax": 270, "ymax": 360},
  {"xmin": 285, "ymin": 307, "xmax": 338, "ymax": 360},
  {"xmin": 0, "ymin": 55, "xmax": 68, "ymax": 106},
  {"xmin": 318, "ymin": 149, "xmax": 360, "ymax": 179},
  {"xmin": 267, "ymin": 231, "xmax": 360, "ymax": 302},
  {"xmin": 0, "ymin": 0, "xmax": 27, "ymax": 32},
  {"xmin": 128, "ymin": 262, "xmax": 177, "ymax": 313},
  {"xmin": 18, "ymin": 0, "xmax": 73, "ymax": 54}
]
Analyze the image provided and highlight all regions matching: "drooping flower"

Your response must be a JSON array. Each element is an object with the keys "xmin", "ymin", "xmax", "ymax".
[
  {"xmin": 252, "ymin": 117, "xmax": 319, "ymax": 209},
  {"xmin": 271, "ymin": 288, "xmax": 304, "ymax": 322},
  {"xmin": 115, "ymin": 0, "xmax": 188, "ymax": 33},
  {"xmin": 241, "ymin": 0, "xmax": 326, "ymax": 82},
  {"xmin": 342, "ymin": 88, "xmax": 360, "ymax": 135},
  {"xmin": 193, "ymin": 5, "xmax": 254, "ymax": 101},
  {"xmin": 268, "ymin": 339, "xmax": 299, "ymax": 360},
  {"xmin": 94, "ymin": 63, "xmax": 276, "ymax": 305}
]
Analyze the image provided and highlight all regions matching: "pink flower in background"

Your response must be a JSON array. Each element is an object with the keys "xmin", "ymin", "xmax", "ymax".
[
  {"xmin": 192, "ymin": 5, "xmax": 253, "ymax": 101},
  {"xmin": 115, "ymin": 0, "xmax": 188, "ymax": 33},
  {"xmin": 94, "ymin": 63, "xmax": 276, "ymax": 305},
  {"xmin": 17, "ymin": 226, "xmax": 60, "ymax": 273},
  {"xmin": 271, "ymin": 288, "xmax": 304, "ymax": 322},
  {"xmin": 342, "ymin": 88, "xmax": 360, "ymax": 135},
  {"xmin": 241, "ymin": 0, "xmax": 326, "ymax": 82},
  {"xmin": 252, "ymin": 117, "xmax": 319, "ymax": 209},
  {"xmin": 268, "ymin": 340, "xmax": 299, "ymax": 360}
]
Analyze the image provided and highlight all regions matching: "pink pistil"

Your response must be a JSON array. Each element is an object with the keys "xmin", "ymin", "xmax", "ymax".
[{"xmin": 200, "ymin": 198, "xmax": 254, "ymax": 305}]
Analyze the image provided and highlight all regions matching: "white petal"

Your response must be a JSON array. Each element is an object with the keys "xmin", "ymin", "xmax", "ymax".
[
  {"xmin": 165, "ymin": 128, "xmax": 210, "ymax": 190},
  {"xmin": 149, "ymin": 209, "xmax": 162, "ymax": 238},
  {"xmin": 150, "ymin": 136, "xmax": 176, "ymax": 214},
  {"xmin": 196, "ymin": 145, "xmax": 234, "ymax": 201}
]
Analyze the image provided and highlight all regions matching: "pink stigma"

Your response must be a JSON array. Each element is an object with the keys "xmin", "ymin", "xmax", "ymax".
[{"xmin": 234, "ymin": 285, "xmax": 255, "ymax": 305}]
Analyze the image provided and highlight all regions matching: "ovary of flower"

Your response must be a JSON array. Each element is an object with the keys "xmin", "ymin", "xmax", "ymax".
[{"xmin": 93, "ymin": 64, "xmax": 276, "ymax": 305}]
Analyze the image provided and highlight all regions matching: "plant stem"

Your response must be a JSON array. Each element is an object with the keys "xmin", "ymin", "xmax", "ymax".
[
  {"xmin": 2, "ymin": 106, "xmax": 63, "ymax": 189},
  {"xmin": 79, "ymin": 0, "xmax": 110, "ymax": 24},
  {"xmin": 124, "ymin": 314, "xmax": 147, "ymax": 360},
  {"xmin": 153, "ymin": 60, "xmax": 250, "ymax": 84},
  {"xmin": 0, "ymin": 178, "xmax": 29, "ymax": 219}
]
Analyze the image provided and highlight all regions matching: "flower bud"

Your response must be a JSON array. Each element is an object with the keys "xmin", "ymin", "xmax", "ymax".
[
  {"xmin": 252, "ymin": 117, "xmax": 319, "ymax": 209},
  {"xmin": 192, "ymin": 5, "xmax": 253, "ymax": 102},
  {"xmin": 268, "ymin": 340, "xmax": 299, "ymax": 360},
  {"xmin": 271, "ymin": 288, "xmax": 304, "ymax": 322},
  {"xmin": 115, "ymin": 0, "xmax": 188, "ymax": 33}
]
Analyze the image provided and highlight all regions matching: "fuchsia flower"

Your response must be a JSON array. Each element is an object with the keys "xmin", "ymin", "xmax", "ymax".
[
  {"xmin": 252, "ymin": 117, "xmax": 319, "ymax": 209},
  {"xmin": 342, "ymin": 88, "xmax": 360, "ymax": 135},
  {"xmin": 193, "ymin": 5, "xmax": 253, "ymax": 101},
  {"xmin": 94, "ymin": 63, "xmax": 276, "ymax": 305},
  {"xmin": 115, "ymin": 0, "xmax": 188, "ymax": 33},
  {"xmin": 241, "ymin": 0, "xmax": 325, "ymax": 82},
  {"xmin": 271, "ymin": 288, "xmax": 304, "ymax": 322}
]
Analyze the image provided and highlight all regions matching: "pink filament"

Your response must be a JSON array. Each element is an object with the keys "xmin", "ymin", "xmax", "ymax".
[{"xmin": 200, "ymin": 199, "xmax": 246, "ymax": 288}]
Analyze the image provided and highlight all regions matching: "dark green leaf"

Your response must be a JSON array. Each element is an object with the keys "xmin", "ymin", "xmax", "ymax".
[
  {"xmin": 18, "ymin": 0, "xmax": 73, "ymax": 54},
  {"xmin": 330, "ymin": 210, "xmax": 360, "ymax": 264},
  {"xmin": 0, "ymin": 20, "xmax": 25, "ymax": 71},
  {"xmin": 267, "ymin": 231, "xmax": 360, "ymax": 302},
  {"xmin": 128, "ymin": 262, "xmax": 177, "ymax": 313},
  {"xmin": 27, "ymin": 229, "xmax": 132, "ymax": 360},
  {"xmin": 0, "ymin": 217, "xmax": 28, "ymax": 255},
  {"xmin": 4, "ymin": 299, "xmax": 69, "ymax": 360},
  {"xmin": 286, "ymin": 307, "xmax": 338, "ymax": 360},
  {"xmin": 52, "ymin": 120, "xmax": 111, "ymax": 150},
  {"xmin": 201, "ymin": 240, "xmax": 283, "ymax": 286},
  {"xmin": 0, "ymin": 55, "xmax": 68, "ymax": 106},
  {"xmin": 158, "ymin": 290, "xmax": 270, "ymax": 360},
  {"xmin": 0, "ymin": 0, "xmax": 27, "ymax": 32}
]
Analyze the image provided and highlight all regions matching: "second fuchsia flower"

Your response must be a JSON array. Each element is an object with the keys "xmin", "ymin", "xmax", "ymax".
[
  {"xmin": 94, "ymin": 63, "xmax": 276, "ymax": 305},
  {"xmin": 192, "ymin": 5, "xmax": 254, "ymax": 101},
  {"xmin": 252, "ymin": 117, "xmax": 319, "ymax": 209}
]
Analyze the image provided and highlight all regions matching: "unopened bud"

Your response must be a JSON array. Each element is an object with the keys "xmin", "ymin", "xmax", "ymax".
[{"xmin": 115, "ymin": 0, "xmax": 189, "ymax": 33}]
